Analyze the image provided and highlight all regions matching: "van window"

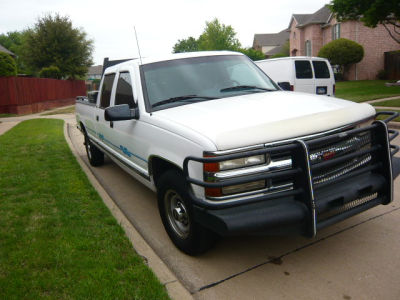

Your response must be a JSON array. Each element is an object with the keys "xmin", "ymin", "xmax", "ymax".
[
  {"xmin": 115, "ymin": 72, "xmax": 136, "ymax": 108},
  {"xmin": 295, "ymin": 61, "xmax": 313, "ymax": 79},
  {"xmin": 312, "ymin": 61, "xmax": 330, "ymax": 78},
  {"xmin": 99, "ymin": 74, "xmax": 115, "ymax": 109}
]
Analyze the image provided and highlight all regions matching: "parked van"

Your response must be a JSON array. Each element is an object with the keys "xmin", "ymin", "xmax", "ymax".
[{"xmin": 255, "ymin": 57, "xmax": 335, "ymax": 96}]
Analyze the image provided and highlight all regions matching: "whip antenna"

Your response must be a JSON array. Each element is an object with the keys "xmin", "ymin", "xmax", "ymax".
[{"xmin": 134, "ymin": 26, "xmax": 143, "ymax": 65}]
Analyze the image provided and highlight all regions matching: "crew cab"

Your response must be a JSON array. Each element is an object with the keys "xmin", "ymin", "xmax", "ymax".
[{"xmin": 76, "ymin": 51, "xmax": 398, "ymax": 255}]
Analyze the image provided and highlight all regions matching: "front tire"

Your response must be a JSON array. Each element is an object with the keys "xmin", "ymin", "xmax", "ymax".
[
  {"xmin": 84, "ymin": 132, "xmax": 104, "ymax": 167},
  {"xmin": 157, "ymin": 170, "xmax": 217, "ymax": 255}
]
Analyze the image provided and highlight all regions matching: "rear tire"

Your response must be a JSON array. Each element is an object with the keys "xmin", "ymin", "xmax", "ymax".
[
  {"xmin": 157, "ymin": 169, "xmax": 217, "ymax": 255},
  {"xmin": 84, "ymin": 132, "xmax": 104, "ymax": 167}
]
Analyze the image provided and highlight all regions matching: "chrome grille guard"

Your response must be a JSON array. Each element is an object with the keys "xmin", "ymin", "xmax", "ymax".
[{"xmin": 183, "ymin": 111, "xmax": 399, "ymax": 237}]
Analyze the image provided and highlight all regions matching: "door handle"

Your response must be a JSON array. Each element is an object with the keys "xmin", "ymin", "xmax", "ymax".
[{"xmin": 96, "ymin": 115, "xmax": 99, "ymax": 121}]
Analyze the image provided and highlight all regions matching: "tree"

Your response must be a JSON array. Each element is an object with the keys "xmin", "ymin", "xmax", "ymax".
[
  {"xmin": 318, "ymin": 38, "xmax": 364, "ymax": 77},
  {"xmin": 0, "ymin": 52, "xmax": 17, "ymax": 76},
  {"xmin": 198, "ymin": 19, "xmax": 241, "ymax": 51},
  {"xmin": 330, "ymin": 0, "xmax": 400, "ymax": 43},
  {"xmin": 39, "ymin": 65, "xmax": 62, "ymax": 79},
  {"xmin": 23, "ymin": 14, "xmax": 93, "ymax": 79},
  {"xmin": 239, "ymin": 47, "xmax": 265, "ymax": 61},
  {"xmin": 0, "ymin": 31, "xmax": 30, "ymax": 74},
  {"xmin": 270, "ymin": 41, "xmax": 290, "ymax": 58},
  {"xmin": 172, "ymin": 18, "xmax": 265, "ymax": 60},
  {"xmin": 173, "ymin": 37, "xmax": 199, "ymax": 53}
]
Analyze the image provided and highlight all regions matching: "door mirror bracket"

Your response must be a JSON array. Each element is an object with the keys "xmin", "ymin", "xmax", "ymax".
[{"xmin": 104, "ymin": 104, "xmax": 139, "ymax": 121}]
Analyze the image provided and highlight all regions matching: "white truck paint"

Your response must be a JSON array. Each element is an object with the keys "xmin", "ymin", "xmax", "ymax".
[{"xmin": 76, "ymin": 51, "xmax": 396, "ymax": 255}]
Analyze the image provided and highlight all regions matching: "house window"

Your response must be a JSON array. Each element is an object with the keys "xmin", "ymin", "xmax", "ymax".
[
  {"xmin": 332, "ymin": 23, "xmax": 341, "ymax": 40},
  {"xmin": 293, "ymin": 31, "xmax": 296, "ymax": 39},
  {"xmin": 305, "ymin": 40, "xmax": 312, "ymax": 56}
]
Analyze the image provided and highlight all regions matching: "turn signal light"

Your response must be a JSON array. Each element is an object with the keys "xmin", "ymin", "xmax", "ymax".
[{"xmin": 203, "ymin": 155, "xmax": 222, "ymax": 197}]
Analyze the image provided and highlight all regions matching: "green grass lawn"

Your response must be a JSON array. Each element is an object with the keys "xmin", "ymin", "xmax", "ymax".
[
  {"xmin": 375, "ymin": 109, "xmax": 400, "ymax": 122},
  {"xmin": 335, "ymin": 80, "xmax": 400, "ymax": 102},
  {"xmin": 0, "ymin": 113, "xmax": 17, "ymax": 118},
  {"xmin": 372, "ymin": 98, "xmax": 400, "ymax": 107},
  {"xmin": 41, "ymin": 106, "xmax": 75, "ymax": 116},
  {"xmin": 0, "ymin": 119, "xmax": 169, "ymax": 299}
]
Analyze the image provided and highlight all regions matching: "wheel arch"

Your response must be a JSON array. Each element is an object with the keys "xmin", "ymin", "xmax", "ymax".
[{"xmin": 149, "ymin": 156, "xmax": 183, "ymax": 188}]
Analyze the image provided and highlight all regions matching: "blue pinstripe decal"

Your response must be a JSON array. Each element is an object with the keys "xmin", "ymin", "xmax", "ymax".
[{"xmin": 86, "ymin": 127, "xmax": 147, "ymax": 163}]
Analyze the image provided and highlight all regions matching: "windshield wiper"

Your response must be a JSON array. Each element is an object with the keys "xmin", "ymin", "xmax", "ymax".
[
  {"xmin": 151, "ymin": 95, "xmax": 217, "ymax": 108},
  {"xmin": 220, "ymin": 85, "xmax": 275, "ymax": 92}
]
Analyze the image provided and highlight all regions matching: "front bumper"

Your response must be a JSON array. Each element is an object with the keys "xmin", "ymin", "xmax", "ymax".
[{"xmin": 183, "ymin": 112, "xmax": 399, "ymax": 237}]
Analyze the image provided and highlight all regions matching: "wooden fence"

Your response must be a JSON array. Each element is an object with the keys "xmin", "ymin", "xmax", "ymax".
[
  {"xmin": 0, "ymin": 77, "xmax": 86, "ymax": 114},
  {"xmin": 384, "ymin": 51, "xmax": 400, "ymax": 80}
]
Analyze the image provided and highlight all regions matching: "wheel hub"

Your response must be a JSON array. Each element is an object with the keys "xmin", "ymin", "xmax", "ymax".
[
  {"xmin": 164, "ymin": 190, "xmax": 190, "ymax": 238},
  {"xmin": 172, "ymin": 202, "xmax": 188, "ymax": 224}
]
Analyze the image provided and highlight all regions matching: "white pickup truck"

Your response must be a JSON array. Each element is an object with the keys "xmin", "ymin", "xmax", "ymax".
[{"xmin": 76, "ymin": 51, "xmax": 398, "ymax": 255}]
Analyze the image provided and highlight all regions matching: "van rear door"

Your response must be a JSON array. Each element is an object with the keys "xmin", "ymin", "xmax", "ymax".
[
  {"xmin": 294, "ymin": 60, "xmax": 315, "ymax": 94},
  {"xmin": 312, "ymin": 60, "xmax": 334, "ymax": 96}
]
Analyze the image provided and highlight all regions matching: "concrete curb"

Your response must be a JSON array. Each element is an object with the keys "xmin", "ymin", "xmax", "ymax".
[{"xmin": 63, "ymin": 122, "xmax": 193, "ymax": 300}]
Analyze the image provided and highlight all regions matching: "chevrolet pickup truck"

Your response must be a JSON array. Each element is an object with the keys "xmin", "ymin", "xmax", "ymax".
[{"xmin": 76, "ymin": 51, "xmax": 399, "ymax": 255}]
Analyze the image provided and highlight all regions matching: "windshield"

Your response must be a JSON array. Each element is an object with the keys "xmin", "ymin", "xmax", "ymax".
[{"xmin": 141, "ymin": 55, "xmax": 279, "ymax": 111}]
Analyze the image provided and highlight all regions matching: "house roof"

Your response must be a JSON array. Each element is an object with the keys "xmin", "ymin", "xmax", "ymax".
[
  {"xmin": 290, "ymin": 5, "xmax": 332, "ymax": 28},
  {"xmin": 0, "ymin": 44, "xmax": 15, "ymax": 57},
  {"xmin": 87, "ymin": 65, "xmax": 103, "ymax": 76},
  {"xmin": 253, "ymin": 29, "xmax": 289, "ymax": 48},
  {"xmin": 265, "ymin": 44, "xmax": 286, "ymax": 56}
]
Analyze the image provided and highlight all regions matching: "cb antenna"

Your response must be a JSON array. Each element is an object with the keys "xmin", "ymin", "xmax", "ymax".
[{"xmin": 134, "ymin": 26, "xmax": 143, "ymax": 65}]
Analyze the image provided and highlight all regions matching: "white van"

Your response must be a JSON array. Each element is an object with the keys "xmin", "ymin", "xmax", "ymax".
[{"xmin": 255, "ymin": 57, "xmax": 335, "ymax": 96}]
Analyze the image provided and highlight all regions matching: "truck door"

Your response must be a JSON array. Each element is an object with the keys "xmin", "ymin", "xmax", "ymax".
[
  {"xmin": 312, "ymin": 60, "xmax": 334, "ymax": 96},
  {"xmin": 294, "ymin": 60, "xmax": 315, "ymax": 94},
  {"xmin": 107, "ymin": 71, "xmax": 149, "ymax": 175},
  {"xmin": 94, "ymin": 73, "xmax": 117, "ymax": 152}
]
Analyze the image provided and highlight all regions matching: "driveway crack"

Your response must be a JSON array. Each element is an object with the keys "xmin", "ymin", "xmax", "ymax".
[{"xmin": 196, "ymin": 206, "xmax": 400, "ymax": 292}]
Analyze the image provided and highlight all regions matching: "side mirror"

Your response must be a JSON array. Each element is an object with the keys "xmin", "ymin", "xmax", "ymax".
[
  {"xmin": 104, "ymin": 104, "xmax": 138, "ymax": 121},
  {"xmin": 88, "ymin": 91, "xmax": 99, "ymax": 103},
  {"xmin": 278, "ymin": 82, "xmax": 292, "ymax": 91}
]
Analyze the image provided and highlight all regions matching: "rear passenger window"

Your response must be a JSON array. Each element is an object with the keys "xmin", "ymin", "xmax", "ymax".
[
  {"xmin": 115, "ymin": 72, "xmax": 136, "ymax": 108},
  {"xmin": 313, "ymin": 61, "xmax": 330, "ymax": 78},
  {"xmin": 99, "ymin": 74, "xmax": 115, "ymax": 108},
  {"xmin": 295, "ymin": 61, "xmax": 313, "ymax": 79}
]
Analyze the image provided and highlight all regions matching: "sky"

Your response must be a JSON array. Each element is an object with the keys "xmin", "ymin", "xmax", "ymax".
[{"xmin": 0, "ymin": 0, "xmax": 329, "ymax": 65}]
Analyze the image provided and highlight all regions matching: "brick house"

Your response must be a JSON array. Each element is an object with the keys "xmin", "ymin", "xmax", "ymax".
[
  {"xmin": 253, "ymin": 30, "xmax": 289, "ymax": 58},
  {"xmin": 289, "ymin": 5, "xmax": 399, "ymax": 80}
]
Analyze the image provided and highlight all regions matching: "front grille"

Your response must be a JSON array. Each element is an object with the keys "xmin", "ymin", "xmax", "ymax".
[
  {"xmin": 318, "ymin": 193, "xmax": 378, "ymax": 221},
  {"xmin": 309, "ymin": 131, "xmax": 372, "ymax": 186}
]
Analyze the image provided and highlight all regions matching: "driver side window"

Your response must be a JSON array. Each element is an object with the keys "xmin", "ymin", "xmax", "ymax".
[
  {"xmin": 99, "ymin": 73, "xmax": 115, "ymax": 109},
  {"xmin": 115, "ymin": 72, "xmax": 136, "ymax": 108}
]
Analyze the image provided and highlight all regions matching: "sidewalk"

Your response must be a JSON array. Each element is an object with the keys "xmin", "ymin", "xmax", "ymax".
[
  {"xmin": 0, "ymin": 105, "xmax": 76, "ymax": 134},
  {"xmin": 366, "ymin": 96, "xmax": 400, "ymax": 104}
]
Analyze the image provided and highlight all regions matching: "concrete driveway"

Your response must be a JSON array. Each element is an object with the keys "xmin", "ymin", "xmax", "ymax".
[{"xmin": 66, "ymin": 121, "xmax": 400, "ymax": 300}]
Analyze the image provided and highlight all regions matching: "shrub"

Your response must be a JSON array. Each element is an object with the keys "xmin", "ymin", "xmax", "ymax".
[
  {"xmin": 0, "ymin": 52, "xmax": 17, "ymax": 76},
  {"xmin": 239, "ymin": 47, "xmax": 265, "ymax": 61},
  {"xmin": 39, "ymin": 65, "xmax": 62, "ymax": 79},
  {"xmin": 376, "ymin": 69, "xmax": 388, "ymax": 80},
  {"xmin": 318, "ymin": 38, "xmax": 364, "ymax": 79},
  {"xmin": 318, "ymin": 38, "xmax": 364, "ymax": 66}
]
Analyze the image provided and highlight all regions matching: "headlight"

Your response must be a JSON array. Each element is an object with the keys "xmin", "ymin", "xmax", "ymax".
[
  {"xmin": 219, "ymin": 154, "xmax": 267, "ymax": 171},
  {"xmin": 222, "ymin": 180, "xmax": 265, "ymax": 195}
]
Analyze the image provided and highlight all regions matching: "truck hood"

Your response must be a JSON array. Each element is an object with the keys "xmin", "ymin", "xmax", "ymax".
[{"xmin": 152, "ymin": 91, "xmax": 375, "ymax": 150}]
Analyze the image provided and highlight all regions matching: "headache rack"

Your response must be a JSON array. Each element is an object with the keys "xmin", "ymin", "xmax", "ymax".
[{"xmin": 183, "ymin": 111, "xmax": 399, "ymax": 237}]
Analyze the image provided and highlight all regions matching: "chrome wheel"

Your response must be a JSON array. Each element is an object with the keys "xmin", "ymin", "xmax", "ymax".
[{"xmin": 164, "ymin": 189, "xmax": 190, "ymax": 239}]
